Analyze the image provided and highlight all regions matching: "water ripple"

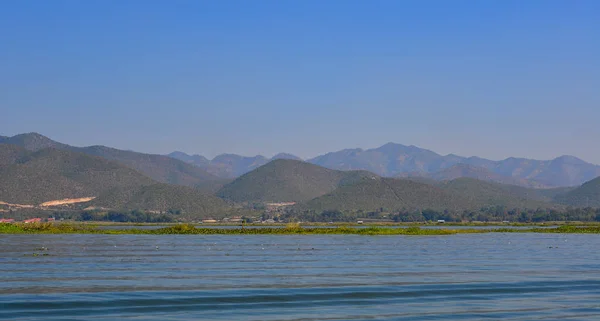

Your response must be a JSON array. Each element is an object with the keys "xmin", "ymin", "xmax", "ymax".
[{"xmin": 0, "ymin": 233, "xmax": 599, "ymax": 320}]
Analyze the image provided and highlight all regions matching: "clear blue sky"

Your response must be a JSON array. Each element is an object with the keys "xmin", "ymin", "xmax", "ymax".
[{"xmin": 1, "ymin": 1, "xmax": 599, "ymax": 162}]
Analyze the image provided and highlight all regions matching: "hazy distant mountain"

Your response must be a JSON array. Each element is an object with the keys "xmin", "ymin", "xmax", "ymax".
[
  {"xmin": 271, "ymin": 153, "xmax": 302, "ymax": 161},
  {"xmin": 5, "ymin": 133, "xmax": 600, "ymax": 189},
  {"xmin": 216, "ymin": 159, "xmax": 377, "ymax": 203},
  {"xmin": 169, "ymin": 151, "xmax": 302, "ymax": 178},
  {"xmin": 2, "ymin": 133, "xmax": 599, "ymax": 216},
  {"xmin": 397, "ymin": 164, "xmax": 548, "ymax": 188},
  {"xmin": 167, "ymin": 151, "xmax": 210, "ymax": 167},
  {"xmin": 169, "ymin": 142, "xmax": 600, "ymax": 187},
  {"xmin": 208, "ymin": 154, "xmax": 269, "ymax": 178},
  {"xmin": 0, "ymin": 133, "xmax": 220, "ymax": 188},
  {"xmin": 307, "ymin": 143, "xmax": 600, "ymax": 187},
  {"xmin": 308, "ymin": 143, "xmax": 448, "ymax": 174}
]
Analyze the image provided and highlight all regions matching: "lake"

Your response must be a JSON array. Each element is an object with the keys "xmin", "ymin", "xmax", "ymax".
[{"xmin": 1, "ymin": 233, "xmax": 599, "ymax": 320}]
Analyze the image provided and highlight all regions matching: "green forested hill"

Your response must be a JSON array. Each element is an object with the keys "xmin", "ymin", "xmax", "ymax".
[
  {"xmin": 554, "ymin": 177, "xmax": 600, "ymax": 207},
  {"xmin": 0, "ymin": 144, "xmax": 233, "ymax": 218},
  {"xmin": 299, "ymin": 176, "xmax": 569, "ymax": 213},
  {"xmin": 0, "ymin": 146, "xmax": 155, "ymax": 204},
  {"xmin": 79, "ymin": 145, "xmax": 220, "ymax": 187},
  {"xmin": 0, "ymin": 133, "xmax": 221, "ymax": 188},
  {"xmin": 216, "ymin": 159, "xmax": 378, "ymax": 202},
  {"xmin": 300, "ymin": 177, "xmax": 475, "ymax": 212},
  {"xmin": 0, "ymin": 144, "xmax": 30, "ymax": 166},
  {"xmin": 91, "ymin": 184, "xmax": 231, "ymax": 218},
  {"xmin": 439, "ymin": 178, "xmax": 559, "ymax": 209},
  {"xmin": 398, "ymin": 164, "xmax": 548, "ymax": 188}
]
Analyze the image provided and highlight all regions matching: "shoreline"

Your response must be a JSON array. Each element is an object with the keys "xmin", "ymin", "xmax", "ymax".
[
  {"xmin": 2, "ymin": 223, "xmax": 600, "ymax": 235},
  {"xmin": 36, "ymin": 220, "xmax": 600, "ymax": 227}
]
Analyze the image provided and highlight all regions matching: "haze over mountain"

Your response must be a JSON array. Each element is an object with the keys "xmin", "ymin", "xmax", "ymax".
[
  {"xmin": 3, "ymin": 132, "xmax": 600, "ymax": 190},
  {"xmin": 397, "ymin": 164, "xmax": 547, "ymax": 188},
  {"xmin": 169, "ymin": 142, "xmax": 600, "ymax": 188},
  {"xmin": 1, "ymin": 132, "xmax": 600, "ymax": 221},
  {"xmin": 307, "ymin": 143, "xmax": 600, "ymax": 187},
  {"xmin": 169, "ymin": 151, "xmax": 302, "ymax": 179}
]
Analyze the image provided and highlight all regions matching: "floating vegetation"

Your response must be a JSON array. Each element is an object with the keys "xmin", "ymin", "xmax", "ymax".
[
  {"xmin": 26, "ymin": 253, "xmax": 50, "ymax": 257},
  {"xmin": 0, "ymin": 222, "xmax": 96, "ymax": 234},
  {"xmin": 2, "ymin": 222, "xmax": 600, "ymax": 235}
]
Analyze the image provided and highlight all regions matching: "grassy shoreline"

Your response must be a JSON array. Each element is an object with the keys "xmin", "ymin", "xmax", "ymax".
[
  {"xmin": 2, "ymin": 223, "xmax": 600, "ymax": 235},
  {"xmin": 47, "ymin": 220, "xmax": 600, "ymax": 227}
]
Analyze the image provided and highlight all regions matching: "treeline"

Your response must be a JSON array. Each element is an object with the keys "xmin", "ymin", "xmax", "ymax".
[
  {"xmin": 7, "ymin": 206, "xmax": 600, "ymax": 223},
  {"xmin": 281, "ymin": 206, "xmax": 600, "ymax": 223},
  {"xmin": 53, "ymin": 210, "xmax": 176, "ymax": 223}
]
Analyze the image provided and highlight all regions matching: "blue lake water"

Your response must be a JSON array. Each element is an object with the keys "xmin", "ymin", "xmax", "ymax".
[{"xmin": 1, "ymin": 233, "xmax": 600, "ymax": 320}]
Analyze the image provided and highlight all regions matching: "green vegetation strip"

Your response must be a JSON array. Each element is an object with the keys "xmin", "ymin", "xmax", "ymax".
[{"xmin": 2, "ymin": 223, "xmax": 600, "ymax": 235}]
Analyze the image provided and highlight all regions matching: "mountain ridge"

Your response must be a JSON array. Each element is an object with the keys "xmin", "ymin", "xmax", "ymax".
[
  {"xmin": 0, "ymin": 144, "xmax": 231, "ymax": 217},
  {"xmin": 554, "ymin": 177, "xmax": 600, "ymax": 207},
  {"xmin": 298, "ymin": 177, "xmax": 475, "ymax": 212},
  {"xmin": 396, "ymin": 164, "xmax": 549, "ymax": 188},
  {"xmin": 307, "ymin": 142, "xmax": 600, "ymax": 187},
  {"xmin": 169, "ymin": 151, "xmax": 304, "ymax": 178},
  {"xmin": 216, "ymin": 159, "xmax": 378, "ymax": 203},
  {"xmin": 0, "ymin": 133, "xmax": 221, "ymax": 188},
  {"xmin": 3, "ymin": 133, "xmax": 599, "ymax": 188},
  {"xmin": 168, "ymin": 142, "xmax": 600, "ymax": 187}
]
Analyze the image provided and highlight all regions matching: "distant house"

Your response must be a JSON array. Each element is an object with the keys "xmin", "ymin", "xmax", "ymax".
[
  {"xmin": 357, "ymin": 220, "xmax": 364, "ymax": 224},
  {"xmin": 437, "ymin": 220, "xmax": 446, "ymax": 223},
  {"xmin": 23, "ymin": 218, "xmax": 42, "ymax": 223},
  {"xmin": 202, "ymin": 219, "xmax": 218, "ymax": 224},
  {"xmin": 47, "ymin": 217, "xmax": 55, "ymax": 222},
  {"xmin": 264, "ymin": 219, "xmax": 276, "ymax": 224},
  {"xmin": 0, "ymin": 218, "xmax": 15, "ymax": 223}
]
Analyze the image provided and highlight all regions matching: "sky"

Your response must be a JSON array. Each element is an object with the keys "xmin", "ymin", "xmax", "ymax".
[{"xmin": 1, "ymin": 1, "xmax": 599, "ymax": 162}]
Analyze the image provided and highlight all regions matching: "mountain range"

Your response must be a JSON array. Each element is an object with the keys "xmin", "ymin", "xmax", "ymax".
[
  {"xmin": 0, "ymin": 143, "xmax": 228, "ymax": 218},
  {"xmin": 0, "ymin": 133, "xmax": 224, "ymax": 189},
  {"xmin": 170, "ymin": 142, "xmax": 600, "ymax": 188},
  {"xmin": 216, "ymin": 159, "xmax": 376, "ymax": 203},
  {"xmin": 167, "ymin": 151, "xmax": 302, "ymax": 178},
  {"xmin": 1, "ymin": 132, "xmax": 600, "ymax": 221}
]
